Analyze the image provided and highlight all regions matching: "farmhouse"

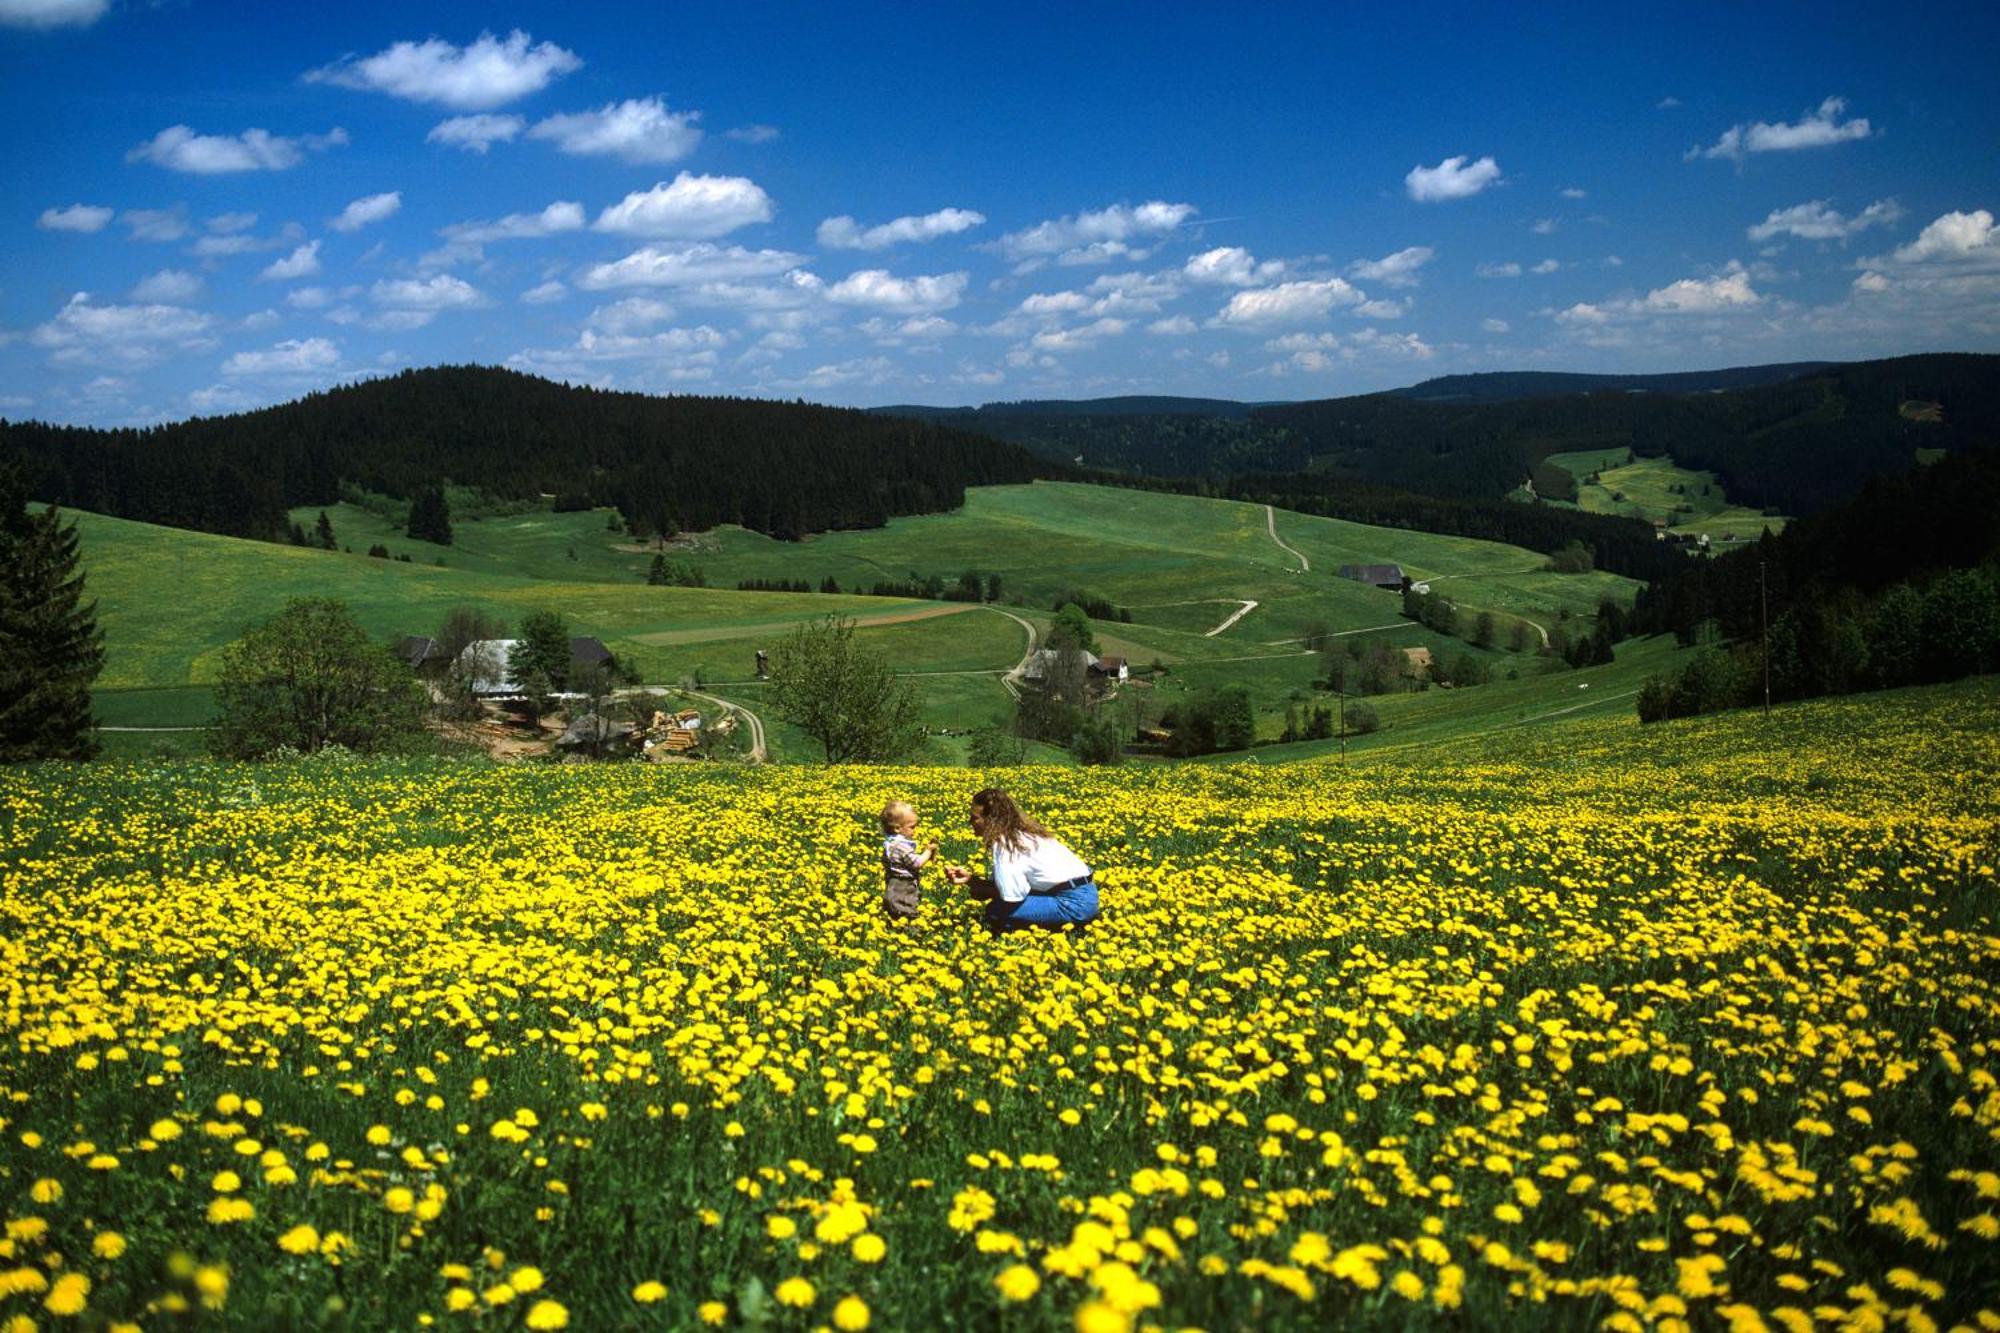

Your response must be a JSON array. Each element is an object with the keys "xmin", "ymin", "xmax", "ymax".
[
  {"xmin": 1022, "ymin": 648, "xmax": 1099, "ymax": 681},
  {"xmin": 1338, "ymin": 563, "xmax": 1406, "ymax": 590}
]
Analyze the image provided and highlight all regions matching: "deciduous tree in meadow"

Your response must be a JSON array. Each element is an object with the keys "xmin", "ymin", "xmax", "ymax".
[
  {"xmin": 211, "ymin": 597, "xmax": 426, "ymax": 757},
  {"xmin": 768, "ymin": 615, "xmax": 923, "ymax": 763}
]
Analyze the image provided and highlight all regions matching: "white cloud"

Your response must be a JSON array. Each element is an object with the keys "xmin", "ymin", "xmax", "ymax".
[
  {"xmin": 259, "ymin": 241, "xmax": 322, "ymax": 282},
  {"xmin": 442, "ymin": 201, "xmax": 585, "ymax": 243},
  {"xmin": 594, "ymin": 174, "xmax": 773, "ymax": 239},
  {"xmin": 1530, "ymin": 218, "xmax": 1558, "ymax": 236},
  {"xmin": 1148, "ymin": 315, "xmax": 1197, "ymax": 336},
  {"xmin": 1405, "ymin": 155, "xmax": 1501, "ymax": 202},
  {"xmin": 29, "ymin": 292, "xmax": 216, "ymax": 368},
  {"xmin": 1890, "ymin": 209, "xmax": 1997, "ymax": 263},
  {"xmin": 817, "ymin": 207, "xmax": 985, "ymax": 250},
  {"xmin": 329, "ymin": 191, "xmax": 401, "ymax": 233},
  {"xmin": 1347, "ymin": 245, "xmax": 1434, "ymax": 288},
  {"xmin": 372, "ymin": 274, "xmax": 485, "ymax": 310},
  {"xmin": 1353, "ymin": 298, "xmax": 1408, "ymax": 319},
  {"xmin": 682, "ymin": 271, "xmax": 828, "ymax": 312},
  {"xmin": 1183, "ymin": 246, "xmax": 1284, "ymax": 286},
  {"xmin": 1559, "ymin": 187, "xmax": 1588, "ymax": 200},
  {"xmin": 1476, "ymin": 261, "xmax": 1522, "ymax": 279},
  {"xmin": 1029, "ymin": 318, "xmax": 1129, "ymax": 352},
  {"xmin": 1692, "ymin": 96, "xmax": 1873, "ymax": 162},
  {"xmin": 129, "ymin": 269, "xmax": 203, "ymax": 303},
  {"xmin": 0, "ymin": 0, "xmax": 106, "ymax": 28},
  {"xmin": 996, "ymin": 201, "xmax": 1195, "ymax": 263},
  {"xmin": 586, "ymin": 297, "xmax": 677, "ymax": 335},
  {"xmin": 529, "ymin": 96, "xmax": 702, "ymax": 164},
  {"xmin": 857, "ymin": 315, "xmax": 957, "ymax": 344},
  {"xmin": 520, "ymin": 280, "xmax": 569, "ymax": 304},
  {"xmin": 206, "ymin": 211, "xmax": 257, "ymax": 234},
  {"xmin": 1852, "ymin": 271, "xmax": 1892, "ymax": 294},
  {"xmin": 507, "ymin": 325, "xmax": 728, "ymax": 383},
  {"xmin": 37, "ymin": 203, "xmax": 112, "ymax": 233},
  {"xmin": 1214, "ymin": 277, "xmax": 1363, "ymax": 326},
  {"xmin": 1482, "ymin": 318, "xmax": 1511, "ymax": 333},
  {"xmin": 1555, "ymin": 264, "xmax": 1763, "ymax": 325},
  {"xmin": 285, "ymin": 286, "xmax": 334, "ymax": 309},
  {"xmin": 728, "ymin": 124, "xmax": 780, "ymax": 144},
  {"xmin": 577, "ymin": 243, "xmax": 809, "ymax": 290},
  {"xmin": 241, "ymin": 309, "xmax": 281, "ymax": 332},
  {"xmin": 121, "ymin": 207, "xmax": 190, "ymax": 242},
  {"xmin": 426, "ymin": 113, "xmax": 526, "ymax": 153},
  {"xmin": 222, "ymin": 337, "xmax": 341, "ymax": 376},
  {"xmin": 128, "ymin": 125, "xmax": 347, "ymax": 174},
  {"xmin": 1748, "ymin": 198, "xmax": 1903, "ymax": 243},
  {"xmin": 308, "ymin": 30, "xmax": 580, "ymax": 110},
  {"xmin": 1263, "ymin": 328, "xmax": 1433, "ymax": 373},
  {"xmin": 1532, "ymin": 258, "xmax": 1562, "ymax": 275},
  {"xmin": 826, "ymin": 269, "xmax": 968, "ymax": 315}
]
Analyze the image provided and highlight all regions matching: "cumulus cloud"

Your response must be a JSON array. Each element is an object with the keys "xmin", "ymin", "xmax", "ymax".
[
  {"xmin": 372, "ymin": 274, "xmax": 484, "ymax": 309},
  {"xmin": 1482, "ymin": 317, "xmax": 1511, "ymax": 333},
  {"xmin": 529, "ymin": 96, "xmax": 702, "ymax": 164},
  {"xmin": 1691, "ymin": 96, "xmax": 1874, "ymax": 162},
  {"xmin": 727, "ymin": 124, "xmax": 780, "ymax": 144},
  {"xmin": 206, "ymin": 212, "xmax": 257, "ymax": 234},
  {"xmin": 1263, "ymin": 328, "xmax": 1434, "ymax": 373},
  {"xmin": 1213, "ymin": 277, "xmax": 1364, "ymax": 326},
  {"xmin": 29, "ymin": 292, "xmax": 217, "ymax": 368},
  {"xmin": 128, "ymin": 125, "xmax": 347, "ymax": 174},
  {"xmin": 1347, "ymin": 245, "xmax": 1435, "ymax": 287},
  {"xmin": 507, "ymin": 325, "xmax": 728, "ymax": 384},
  {"xmin": 1353, "ymin": 298, "xmax": 1408, "ymax": 319},
  {"xmin": 1560, "ymin": 187, "xmax": 1588, "ymax": 200},
  {"xmin": 259, "ymin": 241, "xmax": 322, "ymax": 281},
  {"xmin": 577, "ymin": 243, "xmax": 808, "ymax": 291},
  {"xmin": 1747, "ymin": 198, "xmax": 1902, "ymax": 243},
  {"xmin": 1148, "ymin": 315, "xmax": 1197, "ymax": 336},
  {"xmin": 0, "ymin": 0, "xmax": 106, "ymax": 28},
  {"xmin": 585, "ymin": 297, "xmax": 677, "ymax": 335},
  {"xmin": 1476, "ymin": 261, "xmax": 1522, "ymax": 279},
  {"xmin": 129, "ymin": 269, "xmax": 203, "ymax": 303},
  {"xmin": 37, "ymin": 203, "xmax": 113, "ymax": 233},
  {"xmin": 1405, "ymin": 155, "xmax": 1501, "ymax": 202},
  {"xmin": 308, "ymin": 30, "xmax": 580, "ymax": 109},
  {"xmin": 520, "ymin": 280, "xmax": 569, "ymax": 304},
  {"xmin": 426, "ymin": 113, "xmax": 526, "ymax": 153},
  {"xmin": 1555, "ymin": 264, "xmax": 1762, "ymax": 325},
  {"xmin": 593, "ymin": 174, "xmax": 773, "ymax": 239},
  {"xmin": 441, "ymin": 201, "xmax": 585, "ymax": 243},
  {"xmin": 1889, "ymin": 209, "xmax": 1997, "ymax": 263},
  {"xmin": 825, "ymin": 269, "xmax": 968, "ymax": 315},
  {"xmin": 1532, "ymin": 259, "xmax": 1562, "ymax": 274},
  {"xmin": 995, "ymin": 201, "xmax": 1195, "ymax": 264},
  {"xmin": 330, "ymin": 191, "xmax": 402, "ymax": 232},
  {"xmin": 222, "ymin": 337, "xmax": 341, "ymax": 376},
  {"xmin": 1183, "ymin": 246, "xmax": 1284, "ymax": 286},
  {"xmin": 817, "ymin": 207, "xmax": 985, "ymax": 251}
]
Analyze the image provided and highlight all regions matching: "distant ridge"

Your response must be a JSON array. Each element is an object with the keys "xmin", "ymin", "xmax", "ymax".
[
  {"xmin": 1389, "ymin": 362, "xmax": 1843, "ymax": 404},
  {"xmin": 874, "ymin": 395, "xmax": 1272, "ymax": 420}
]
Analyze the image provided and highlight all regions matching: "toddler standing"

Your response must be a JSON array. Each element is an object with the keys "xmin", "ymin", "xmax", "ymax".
[{"xmin": 880, "ymin": 799, "xmax": 938, "ymax": 920}]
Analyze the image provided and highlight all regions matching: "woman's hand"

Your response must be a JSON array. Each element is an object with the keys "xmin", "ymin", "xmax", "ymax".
[{"xmin": 943, "ymin": 864, "xmax": 971, "ymax": 886}]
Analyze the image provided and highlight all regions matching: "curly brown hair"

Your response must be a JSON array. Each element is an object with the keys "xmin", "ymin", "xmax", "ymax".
[{"xmin": 969, "ymin": 788, "xmax": 1050, "ymax": 853}]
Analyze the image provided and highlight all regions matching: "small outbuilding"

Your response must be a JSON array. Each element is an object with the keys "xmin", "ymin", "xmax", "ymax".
[{"xmin": 1338, "ymin": 563, "xmax": 1407, "ymax": 590}]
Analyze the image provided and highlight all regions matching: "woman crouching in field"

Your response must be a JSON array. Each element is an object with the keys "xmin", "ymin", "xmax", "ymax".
[{"xmin": 944, "ymin": 787, "xmax": 1100, "ymax": 932}]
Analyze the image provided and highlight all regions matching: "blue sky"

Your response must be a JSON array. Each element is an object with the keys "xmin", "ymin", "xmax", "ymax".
[{"xmin": 3, "ymin": 1, "xmax": 1997, "ymax": 425}]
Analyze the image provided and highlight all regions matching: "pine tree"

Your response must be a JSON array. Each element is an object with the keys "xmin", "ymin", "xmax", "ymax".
[
  {"xmin": 647, "ymin": 553, "xmax": 669, "ymax": 585},
  {"xmin": 0, "ymin": 467, "xmax": 105, "ymax": 760},
  {"xmin": 406, "ymin": 487, "xmax": 453, "ymax": 545},
  {"xmin": 315, "ymin": 510, "xmax": 337, "ymax": 550}
]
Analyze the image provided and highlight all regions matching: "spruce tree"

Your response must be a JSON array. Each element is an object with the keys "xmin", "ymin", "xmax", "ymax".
[
  {"xmin": 315, "ymin": 510, "xmax": 337, "ymax": 550},
  {"xmin": 406, "ymin": 487, "xmax": 453, "ymax": 545},
  {"xmin": 0, "ymin": 467, "xmax": 105, "ymax": 760}
]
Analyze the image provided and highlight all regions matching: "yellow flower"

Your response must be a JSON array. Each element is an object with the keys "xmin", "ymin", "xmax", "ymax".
[
  {"xmin": 1075, "ymin": 1301, "xmax": 1131, "ymax": 1333},
  {"xmin": 30, "ymin": 1178, "xmax": 61, "ymax": 1204},
  {"xmin": 775, "ymin": 1276, "xmax": 815, "ymax": 1308},
  {"xmin": 632, "ymin": 1281, "xmax": 667, "ymax": 1303},
  {"xmin": 44, "ymin": 1272, "xmax": 90, "ymax": 1316},
  {"xmin": 851, "ymin": 1233, "xmax": 887, "ymax": 1263},
  {"xmin": 278, "ymin": 1224, "xmax": 320, "ymax": 1255},
  {"xmin": 994, "ymin": 1264, "xmax": 1041, "ymax": 1302},
  {"xmin": 366, "ymin": 1125, "xmax": 392, "ymax": 1146},
  {"xmin": 832, "ymin": 1295, "xmax": 870, "ymax": 1330},
  {"xmin": 767, "ymin": 1215, "xmax": 797, "ymax": 1240},
  {"xmin": 510, "ymin": 1267, "xmax": 544, "ymax": 1294},
  {"xmin": 697, "ymin": 1302, "xmax": 727, "ymax": 1325},
  {"xmin": 92, "ymin": 1232, "xmax": 125, "ymax": 1259},
  {"xmin": 383, "ymin": 1187, "xmax": 415, "ymax": 1214},
  {"xmin": 150, "ymin": 1119, "xmax": 182, "ymax": 1142},
  {"xmin": 524, "ymin": 1299, "xmax": 568, "ymax": 1329}
]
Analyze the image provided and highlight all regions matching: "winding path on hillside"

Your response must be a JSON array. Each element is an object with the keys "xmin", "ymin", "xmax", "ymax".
[
  {"xmin": 683, "ymin": 689, "xmax": 767, "ymax": 762},
  {"xmin": 1205, "ymin": 600, "xmax": 1260, "ymax": 636},
  {"xmin": 1266, "ymin": 505, "xmax": 1310, "ymax": 572},
  {"xmin": 984, "ymin": 606, "xmax": 1039, "ymax": 699}
]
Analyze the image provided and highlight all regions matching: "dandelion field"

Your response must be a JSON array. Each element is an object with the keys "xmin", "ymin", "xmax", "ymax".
[{"xmin": 3, "ymin": 681, "xmax": 1998, "ymax": 1330}]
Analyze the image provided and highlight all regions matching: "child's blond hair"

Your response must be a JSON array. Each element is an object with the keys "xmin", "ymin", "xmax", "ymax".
[{"xmin": 880, "ymin": 799, "xmax": 916, "ymax": 833}]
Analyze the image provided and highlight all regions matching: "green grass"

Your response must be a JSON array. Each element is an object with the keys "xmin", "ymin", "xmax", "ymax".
[
  {"xmin": 1547, "ymin": 452, "xmax": 1791, "ymax": 540},
  {"xmin": 73, "ymin": 482, "xmax": 1659, "ymax": 762}
]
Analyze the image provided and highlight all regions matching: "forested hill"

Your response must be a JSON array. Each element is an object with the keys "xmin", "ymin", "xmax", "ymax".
[
  {"xmin": 876, "ymin": 354, "xmax": 2000, "ymax": 517},
  {"xmin": 1, "ymin": 365, "xmax": 1054, "ymax": 542},
  {"xmin": 1387, "ymin": 361, "xmax": 1839, "ymax": 403}
]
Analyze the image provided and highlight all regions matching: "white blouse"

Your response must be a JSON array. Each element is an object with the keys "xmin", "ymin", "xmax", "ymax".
[{"xmin": 988, "ymin": 834, "xmax": 1092, "ymax": 904}]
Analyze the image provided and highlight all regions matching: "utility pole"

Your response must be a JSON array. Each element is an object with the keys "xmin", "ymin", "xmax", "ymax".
[
  {"xmin": 1338, "ymin": 687, "xmax": 1346, "ymax": 761},
  {"xmin": 1759, "ymin": 560, "xmax": 1771, "ymax": 717}
]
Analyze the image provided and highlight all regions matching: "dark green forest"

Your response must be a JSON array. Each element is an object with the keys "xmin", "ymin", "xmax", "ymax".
[{"xmin": 1, "ymin": 365, "xmax": 1052, "ymax": 543}]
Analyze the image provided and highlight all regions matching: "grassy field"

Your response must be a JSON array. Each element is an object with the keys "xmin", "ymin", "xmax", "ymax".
[
  {"xmin": 78, "ymin": 482, "xmax": 1653, "ymax": 758},
  {"xmin": 4, "ymin": 679, "xmax": 1995, "ymax": 1328},
  {"xmin": 1545, "ymin": 449, "xmax": 1790, "ymax": 541}
]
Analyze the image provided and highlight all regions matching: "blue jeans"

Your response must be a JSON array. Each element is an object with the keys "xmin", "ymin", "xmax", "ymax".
[{"xmin": 984, "ymin": 881, "xmax": 1099, "ymax": 932}]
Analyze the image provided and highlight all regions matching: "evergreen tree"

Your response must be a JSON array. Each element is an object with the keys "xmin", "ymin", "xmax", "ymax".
[
  {"xmin": 511, "ymin": 611, "xmax": 573, "ymax": 694},
  {"xmin": 315, "ymin": 510, "xmax": 337, "ymax": 550},
  {"xmin": 406, "ymin": 486, "xmax": 453, "ymax": 545},
  {"xmin": 0, "ymin": 468, "xmax": 105, "ymax": 760},
  {"xmin": 648, "ymin": 553, "xmax": 669, "ymax": 586}
]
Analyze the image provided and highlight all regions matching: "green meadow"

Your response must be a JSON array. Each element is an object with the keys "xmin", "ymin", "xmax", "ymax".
[
  {"xmin": 78, "ymin": 481, "xmax": 1666, "ymax": 760},
  {"xmin": 1545, "ymin": 448, "xmax": 1791, "ymax": 541}
]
